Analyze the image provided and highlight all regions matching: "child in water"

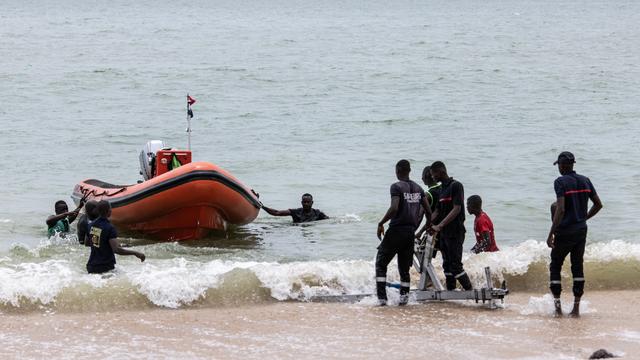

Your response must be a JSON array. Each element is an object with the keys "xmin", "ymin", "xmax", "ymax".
[
  {"xmin": 466, "ymin": 195, "xmax": 499, "ymax": 253},
  {"xmin": 86, "ymin": 200, "xmax": 145, "ymax": 274},
  {"xmin": 46, "ymin": 199, "xmax": 84, "ymax": 237}
]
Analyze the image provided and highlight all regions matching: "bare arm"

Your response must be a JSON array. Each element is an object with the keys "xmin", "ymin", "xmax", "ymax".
[
  {"xmin": 547, "ymin": 197, "xmax": 565, "ymax": 248},
  {"xmin": 421, "ymin": 196, "xmax": 432, "ymax": 228},
  {"xmin": 433, "ymin": 204, "xmax": 461, "ymax": 232},
  {"xmin": 262, "ymin": 206, "xmax": 292, "ymax": 217},
  {"xmin": 46, "ymin": 212, "xmax": 72, "ymax": 227},
  {"xmin": 67, "ymin": 207, "xmax": 81, "ymax": 224},
  {"xmin": 416, "ymin": 208, "xmax": 439, "ymax": 238},
  {"xmin": 473, "ymin": 232, "xmax": 491, "ymax": 253},
  {"xmin": 587, "ymin": 194, "xmax": 603, "ymax": 220},
  {"xmin": 68, "ymin": 201, "xmax": 85, "ymax": 224},
  {"xmin": 109, "ymin": 238, "xmax": 145, "ymax": 262},
  {"xmin": 377, "ymin": 196, "xmax": 400, "ymax": 240},
  {"xmin": 46, "ymin": 202, "xmax": 84, "ymax": 227}
]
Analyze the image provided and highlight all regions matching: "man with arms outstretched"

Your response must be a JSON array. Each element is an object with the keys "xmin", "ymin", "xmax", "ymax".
[{"xmin": 262, "ymin": 193, "xmax": 329, "ymax": 223}]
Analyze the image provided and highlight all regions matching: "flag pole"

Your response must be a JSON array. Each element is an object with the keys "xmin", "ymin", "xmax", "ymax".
[{"xmin": 186, "ymin": 94, "xmax": 192, "ymax": 150}]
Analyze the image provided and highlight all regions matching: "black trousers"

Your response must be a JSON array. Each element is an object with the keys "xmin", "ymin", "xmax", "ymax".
[
  {"xmin": 440, "ymin": 232, "xmax": 472, "ymax": 290},
  {"xmin": 550, "ymin": 228, "xmax": 587, "ymax": 298},
  {"xmin": 375, "ymin": 227, "xmax": 414, "ymax": 300},
  {"xmin": 87, "ymin": 263, "xmax": 115, "ymax": 274}
]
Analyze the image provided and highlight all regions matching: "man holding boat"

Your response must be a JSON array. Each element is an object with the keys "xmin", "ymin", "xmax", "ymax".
[
  {"xmin": 46, "ymin": 199, "xmax": 84, "ymax": 238},
  {"xmin": 262, "ymin": 193, "xmax": 329, "ymax": 223}
]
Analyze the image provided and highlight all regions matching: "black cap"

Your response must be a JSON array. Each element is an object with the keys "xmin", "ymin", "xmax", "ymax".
[{"xmin": 554, "ymin": 151, "xmax": 576, "ymax": 165}]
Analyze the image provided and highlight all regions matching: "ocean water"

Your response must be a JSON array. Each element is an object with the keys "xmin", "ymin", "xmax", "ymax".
[{"xmin": 1, "ymin": 0, "xmax": 639, "ymax": 311}]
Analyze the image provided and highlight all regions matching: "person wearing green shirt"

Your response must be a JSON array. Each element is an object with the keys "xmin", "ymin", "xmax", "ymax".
[
  {"xmin": 415, "ymin": 166, "xmax": 443, "ymax": 257},
  {"xmin": 47, "ymin": 200, "xmax": 84, "ymax": 237},
  {"xmin": 421, "ymin": 165, "xmax": 442, "ymax": 212}
]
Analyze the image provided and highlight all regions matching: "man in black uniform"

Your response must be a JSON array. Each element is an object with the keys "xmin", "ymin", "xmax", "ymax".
[
  {"xmin": 547, "ymin": 151, "xmax": 602, "ymax": 317},
  {"xmin": 429, "ymin": 161, "xmax": 473, "ymax": 291},
  {"xmin": 86, "ymin": 200, "xmax": 145, "ymax": 274},
  {"xmin": 376, "ymin": 160, "xmax": 431, "ymax": 306},
  {"xmin": 262, "ymin": 193, "xmax": 329, "ymax": 223}
]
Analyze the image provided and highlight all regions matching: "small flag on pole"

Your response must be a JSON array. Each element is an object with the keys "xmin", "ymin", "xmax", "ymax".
[
  {"xmin": 186, "ymin": 94, "xmax": 196, "ymax": 150},
  {"xmin": 187, "ymin": 95, "xmax": 196, "ymax": 118}
]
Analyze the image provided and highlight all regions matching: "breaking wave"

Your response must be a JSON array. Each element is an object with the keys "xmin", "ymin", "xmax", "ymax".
[{"xmin": 0, "ymin": 240, "xmax": 639, "ymax": 312}]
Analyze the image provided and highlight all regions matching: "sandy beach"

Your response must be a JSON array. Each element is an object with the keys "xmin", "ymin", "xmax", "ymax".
[{"xmin": 1, "ymin": 291, "xmax": 638, "ymax": 359}]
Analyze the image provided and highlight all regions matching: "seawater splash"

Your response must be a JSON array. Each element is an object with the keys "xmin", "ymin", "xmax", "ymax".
[
  {"xmin": 335, "ymin": 213, "xmax": 362, "ymax": 223},
  {"xmin": 0, "ymin": 260, "xmax": 106, "ymax": 307},
  {"xmin": 126, "ymin": 258, "xmax": 249, "ymax": 308},
  {"xmin": 519, "ymin": 294, "xmax": 594, "ymax": 316},
  {"xmin": 125, "ymin": 258, "xmax": 374, "ymax": 307},
  {"xmin": 0, "ymin": 240, "xmax": 639, "ymax": 311},
  {"xmin": 483, "ymin": 239, "xmax": 640, "ymax": 291}
]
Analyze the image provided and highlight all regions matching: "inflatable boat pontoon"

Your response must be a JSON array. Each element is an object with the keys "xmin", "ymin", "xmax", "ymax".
[{"xmin": 71, "ymin": 141, "xmax": 261, "ymax": 241}]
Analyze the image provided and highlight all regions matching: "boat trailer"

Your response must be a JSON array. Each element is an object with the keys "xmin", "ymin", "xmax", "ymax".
[{"xmin": 311, "ymin": 234, "xmax": 509, "ymax": 308}]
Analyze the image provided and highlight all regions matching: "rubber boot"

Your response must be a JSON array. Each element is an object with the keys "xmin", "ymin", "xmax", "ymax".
[
  {"xmin": 458, "ymin": 273, "xmax": 473, "ymax": 290},
  {"xmin": 399, "ymin": 286, "xmax": 410, "ymax": 306},
  {"xmin": 376, "ymin": 281, "xmax": 387, "ymax": 302},
  {"xmin": 445, "ymin": 276, "xmax": 456, "ymax": 290}
]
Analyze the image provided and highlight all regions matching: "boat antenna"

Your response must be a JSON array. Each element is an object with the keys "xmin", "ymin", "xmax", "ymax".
[{"xmin": 186, "ymin": 94, "xmax": 196, "ymax": 150}]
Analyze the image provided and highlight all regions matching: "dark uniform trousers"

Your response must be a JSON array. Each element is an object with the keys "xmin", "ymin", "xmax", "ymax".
[
  {"xmin": 549, "ymin": 228, "xmax": 587, "ymax": 298},
  {"xmin": 440, "ymin": 232, "xmax": 472, "ymax": 290},
  {"xmin": 375, "ymin": 227, "xmax": 414, "ymax": 300}
]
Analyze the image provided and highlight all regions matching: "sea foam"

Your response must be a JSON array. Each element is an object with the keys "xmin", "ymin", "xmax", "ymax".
[{"xmin": 0, "ymin": 240, "xmax": 639, "ymax": 310}]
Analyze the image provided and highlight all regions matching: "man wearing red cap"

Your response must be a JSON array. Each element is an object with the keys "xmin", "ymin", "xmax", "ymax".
[{"xmin": 547, "ymin": 151, "xmax": 603, "ymax": 317}]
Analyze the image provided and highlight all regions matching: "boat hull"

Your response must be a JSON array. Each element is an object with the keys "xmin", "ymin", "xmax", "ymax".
[{"xmin": 72, "ymin": 162, "xmax": 261, "ymax": 241}]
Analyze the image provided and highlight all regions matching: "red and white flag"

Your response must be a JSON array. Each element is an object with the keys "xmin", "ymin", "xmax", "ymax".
[{"xmin": 187, "ymin": 95, "xmax": 196, "ymax": 106}]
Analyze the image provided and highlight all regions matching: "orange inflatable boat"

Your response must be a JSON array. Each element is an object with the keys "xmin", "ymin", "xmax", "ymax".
[{"xmin": 71, "ymin": 141, "xmax": 261, "ymax": 241}]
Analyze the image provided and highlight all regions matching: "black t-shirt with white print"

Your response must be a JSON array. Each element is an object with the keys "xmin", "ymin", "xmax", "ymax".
[{"xmin": 389, "ymin": 180, "xmax": 425, "ymax": 231}]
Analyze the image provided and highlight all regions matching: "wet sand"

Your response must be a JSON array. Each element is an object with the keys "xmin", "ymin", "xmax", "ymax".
[{"xmin": 1, "ymin": 291, "xmax": 638, "ymax": 359}]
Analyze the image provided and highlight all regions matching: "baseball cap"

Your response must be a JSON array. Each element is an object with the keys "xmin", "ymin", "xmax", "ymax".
[{"xmin": 553, "ymin": 151, "xmax": 576, "ymax": 165}]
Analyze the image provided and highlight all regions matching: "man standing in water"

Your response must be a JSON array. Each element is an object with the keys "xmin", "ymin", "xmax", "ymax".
[
  {"xmin": 547, "ymin": 151, "xmax": 602, "ymax": 317},
  {"xmin": 87, "ymin": 200, "xmax": 145, "ymax": 274},
  {"xmin": 429, "ymin": 161, "xmax": 473, "ymax": 291},
  {"xmin": 262, "ymin": 194, "xmax": 329, "ymax": 223},
  {"xmin": 376, "ymin": 160, "xmax": 431, "ymax": 306},
  {"xmin": 466, "ymin": 195, "xmax": 499, "ymax": 253}
]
